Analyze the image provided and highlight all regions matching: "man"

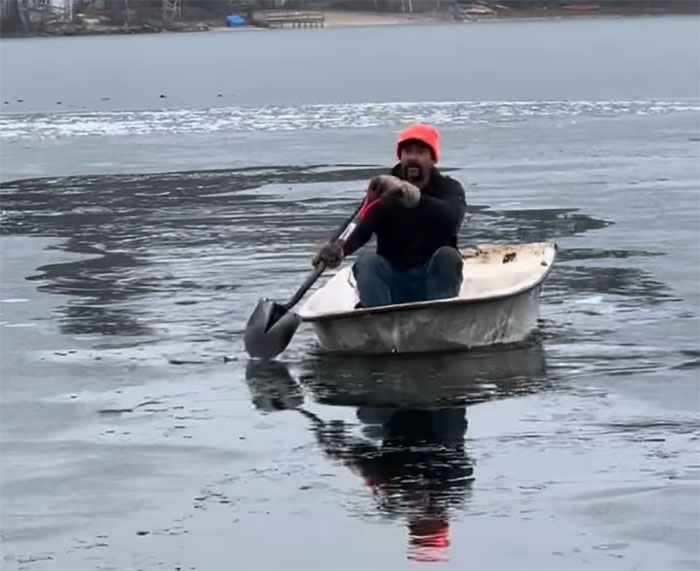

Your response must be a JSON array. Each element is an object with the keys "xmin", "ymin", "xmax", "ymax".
[{"xmin": 313, "ymin": 123, "xmax": 467, "ymax": 308}]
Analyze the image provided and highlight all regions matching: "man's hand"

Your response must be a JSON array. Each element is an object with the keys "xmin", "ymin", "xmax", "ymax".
[
  {"xmin": 367, "ymin": 174, "xmax": 402, "ymax": 201},
  {"xmin": 312, "ymin": 240, "xmax": 345, "ymax": 269},
  {"xmin": 367, "ymin": 175, "xmax": 420, "ymax": 208}
]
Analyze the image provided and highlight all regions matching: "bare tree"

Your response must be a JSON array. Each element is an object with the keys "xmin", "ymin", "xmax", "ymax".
[
  {"xmin": 123, "ymin": 0, "xmax": 130, "ymax": 27},
  {"xmin": 0, "ymin": 0, "xmax": 27, "ymax": 34}
]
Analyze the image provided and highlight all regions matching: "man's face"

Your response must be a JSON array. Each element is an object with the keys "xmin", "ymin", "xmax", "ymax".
[{"xmin": 399, "ymin": 141, "xmax": 434, "ymax": 187}]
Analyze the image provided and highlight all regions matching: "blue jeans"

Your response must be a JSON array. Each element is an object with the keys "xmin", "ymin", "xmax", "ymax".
[{"xmin": 352, "ymin": 246, "xmax": 463, "ymax": 308}]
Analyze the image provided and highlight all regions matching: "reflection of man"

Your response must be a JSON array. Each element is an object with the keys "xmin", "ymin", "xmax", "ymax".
[
  {"xmin": 244, "ymin": 363, "xmax": 474, "ymax": 561},
  {"xmin": 307, "ymin": 407, "xmax": 473, "ymax": 562}
]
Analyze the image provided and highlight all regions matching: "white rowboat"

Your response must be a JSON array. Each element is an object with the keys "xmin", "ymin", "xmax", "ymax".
[{"xmin": 297, "ymin": 242, "xmax": 557, "ymax": 354}]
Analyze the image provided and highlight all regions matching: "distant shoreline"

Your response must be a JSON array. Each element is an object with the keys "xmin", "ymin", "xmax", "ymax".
[{"xmin": 1, "ymin": 6, "xmax": 698, "ymax": 39}]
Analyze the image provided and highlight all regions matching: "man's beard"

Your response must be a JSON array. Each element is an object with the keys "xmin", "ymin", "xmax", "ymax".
[{"xmin": 403, "ymin": 162, "xmax": 423, "ymax": 184}]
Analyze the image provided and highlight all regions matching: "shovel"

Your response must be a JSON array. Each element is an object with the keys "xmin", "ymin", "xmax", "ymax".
[{"xmin": 243, "ymin": 200, "xmax": 365, "ymax": 360}]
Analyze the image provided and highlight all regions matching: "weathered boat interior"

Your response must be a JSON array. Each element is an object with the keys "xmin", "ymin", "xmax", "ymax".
[{"xmin": 299, "ymin": 242, "xmax": 557, "ymax": 320}]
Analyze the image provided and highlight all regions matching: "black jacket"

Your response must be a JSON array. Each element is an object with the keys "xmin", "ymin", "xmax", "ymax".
[{"xmin": 343, "ymin": 164, "xmax": 467, "ymax": 270}]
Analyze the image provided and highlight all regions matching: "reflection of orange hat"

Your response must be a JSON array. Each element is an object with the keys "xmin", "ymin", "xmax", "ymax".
[
  {"xmin": 407, "ymin": 518, "xmax": 450, "ymax": 563},
  {"xmin": 396, "ymin": 123, "xmax": 439, "ymax": 163}
]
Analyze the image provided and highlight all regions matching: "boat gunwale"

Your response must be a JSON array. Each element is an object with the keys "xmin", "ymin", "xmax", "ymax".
[{"xmin": 299, "ymin": 242, "xmax": 558, "ymax": 323}]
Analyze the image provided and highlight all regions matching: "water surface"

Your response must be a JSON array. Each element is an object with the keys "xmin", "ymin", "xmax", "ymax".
[{"xmin": 1, "ymin": 16, "xmax": 699, "ymax": 571}]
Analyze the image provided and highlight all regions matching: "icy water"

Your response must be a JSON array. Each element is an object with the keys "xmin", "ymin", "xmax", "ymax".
[{"xmin": 1, "ymin": 16, "xmax": 699, "ymax": 571}]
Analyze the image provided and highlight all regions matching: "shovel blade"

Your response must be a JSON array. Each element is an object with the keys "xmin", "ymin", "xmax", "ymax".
[
  {"xmin": 244, "ymin": 360, "xmax": 304, "ymax": 411},
  {"xmin": 243, "ymin": 298, "xmax": 302, "ymax": 360}
]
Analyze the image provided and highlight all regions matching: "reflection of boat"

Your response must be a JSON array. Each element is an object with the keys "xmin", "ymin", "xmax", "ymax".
[
  {"xmin": 298, "ymin": 340, "xmax": 548, "ymax": 408},
  {"xmin": 298, "ymin": 243, "xmax": 557, "ymax": 354}
]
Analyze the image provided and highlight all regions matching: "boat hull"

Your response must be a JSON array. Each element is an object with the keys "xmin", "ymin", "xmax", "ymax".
[{"xmin": 308, "ymin": 283, "xmax": 543, "ymax": 354}]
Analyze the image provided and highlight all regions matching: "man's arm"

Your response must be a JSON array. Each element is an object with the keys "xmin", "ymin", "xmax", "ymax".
[
  {"xmin": 420, "ymin": 177, "xmax": 466, "ymax": 231},
  {"xmin": 312, "ymin": 193, "xmax": 383, "ymax": 269}
]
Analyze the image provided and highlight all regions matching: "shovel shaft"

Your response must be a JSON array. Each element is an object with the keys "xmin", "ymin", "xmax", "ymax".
[
  {"xmin": 329, "ymin": 201, "xmax": 365, "ymax": 242},
  {"xmin": 282, "ymin": 200, "xmax": 365, "ymax": 312},
  {"xmin": 244, "ymin": 198, "xmax": 367, "ymax": 360},
  {"xmin": 283, "ymin": 264, "xmax": 326, "ymax": 311}
]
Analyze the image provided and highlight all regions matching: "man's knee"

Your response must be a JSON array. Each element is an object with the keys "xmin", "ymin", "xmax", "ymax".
[
  {"xmin": 429, "ymin": 246, "xmax": 463, "ymax": 277},
  {"xmin": 425, "ymin": 247, "xmax": 463, "ymax": 300},
  {"xmin": 353, "ymin": 251, "xmax": 390, "ymax": 281},
  {"xmin": 352, "ymin": 252, "xmax": 395, "ymax": 307}
]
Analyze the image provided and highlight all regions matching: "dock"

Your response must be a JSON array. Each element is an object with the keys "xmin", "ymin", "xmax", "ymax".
[{"xmin": 256, "ymin": 10, "xmax": 325, "ymax": 29}]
